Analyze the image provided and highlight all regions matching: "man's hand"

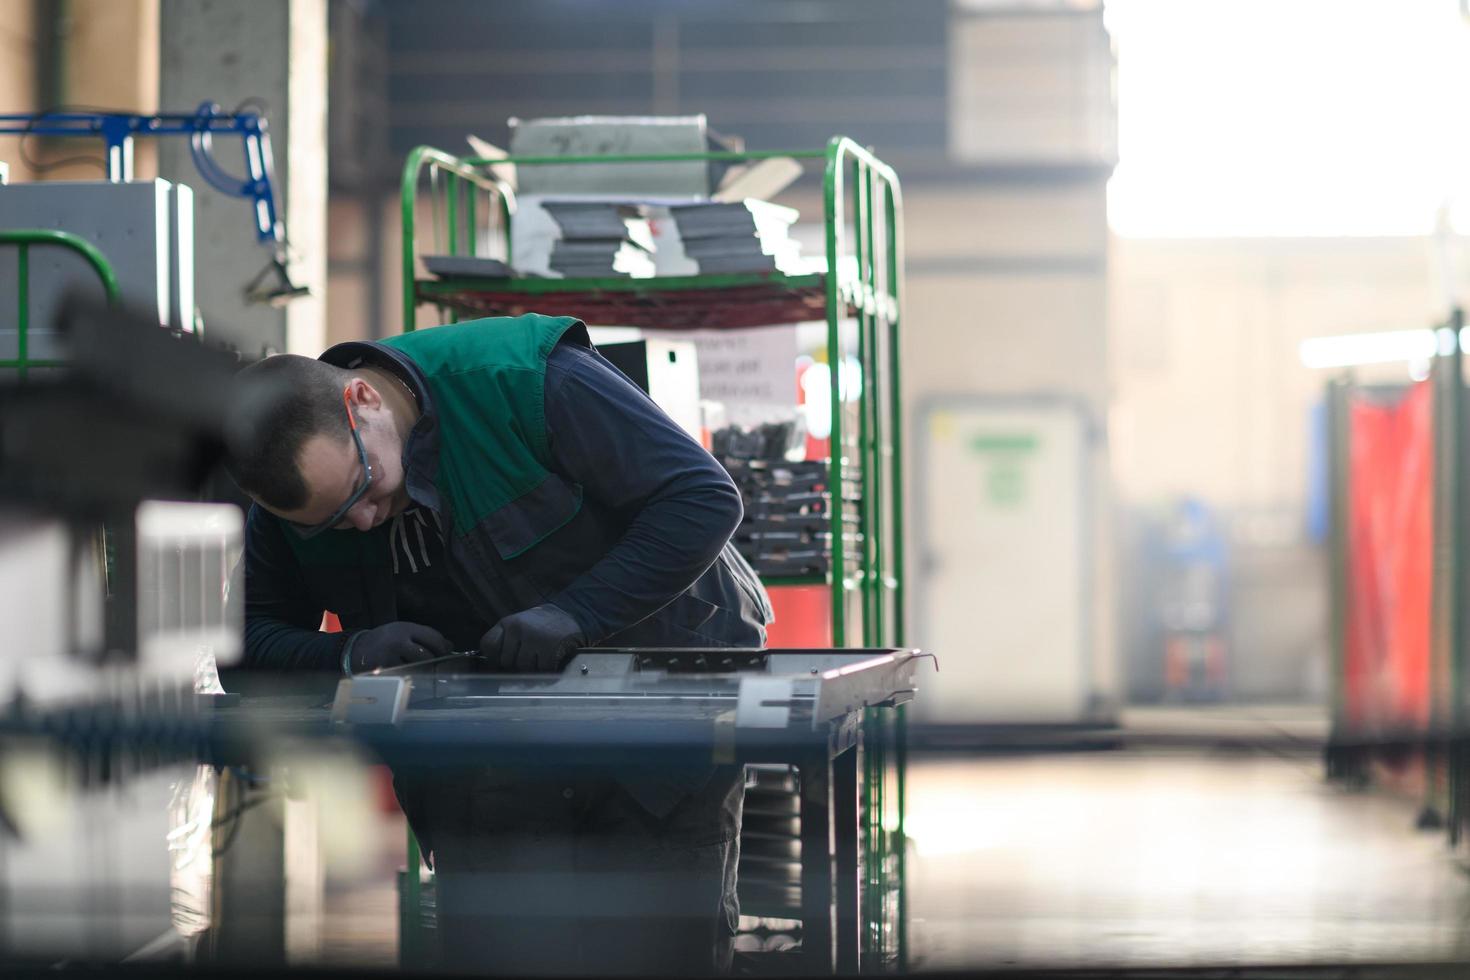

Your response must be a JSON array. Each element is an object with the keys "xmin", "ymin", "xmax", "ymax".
[
  {"xmin": 348, "ymin": 621, "xmax": 452, "ymax": 673},
  {"xmin": 479, "ymin": 604, "xmax": 585, "ymax": 672}
]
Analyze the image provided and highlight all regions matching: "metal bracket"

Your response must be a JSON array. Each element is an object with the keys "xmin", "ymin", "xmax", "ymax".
[
  {"xmin": 330, "ymin": 676, "xmax": 412, "ymax": 725},
  {"xmin": 736, "ymin": 676, "xmax": 795, "ymax": 728}
]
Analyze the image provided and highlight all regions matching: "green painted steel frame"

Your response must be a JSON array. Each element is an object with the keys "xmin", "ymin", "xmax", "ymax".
[
  {"xmin": 398, "ymin": 137, "xmax": 909, "ymax": 967},
  {"xmin": 0, "ymin": 229, "xmax": 120, "ymax": 379},
  {"xmin": 1451, "ymin": 309, "xmax": 1468, "ymax": 845},
  {"xmin": 400, "ymin": 146, "xmax": 517, "ymax": 331},
  {"xmin": 820, "ymin": 136, "xmax": 908, "ymax": 968}
]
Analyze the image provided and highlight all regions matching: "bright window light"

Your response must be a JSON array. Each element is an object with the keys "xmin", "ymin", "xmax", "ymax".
[
  {"xmin": 1298, "ymin": 326, "xmax": 1469, "ymax": 368},
  {"xmin": 1106, "ymin": 0, "xmax": 1470, "ymax": 237}
]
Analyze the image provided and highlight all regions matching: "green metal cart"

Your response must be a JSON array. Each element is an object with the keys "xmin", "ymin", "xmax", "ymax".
[{"xmin": 397, "ymin": 138, "xmax": 910, "ymax": 970}]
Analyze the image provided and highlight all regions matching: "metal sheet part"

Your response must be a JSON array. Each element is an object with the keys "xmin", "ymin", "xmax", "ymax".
[{"xmin": 392, "ymin": 648, "xmax": 919, "ymax": 732}]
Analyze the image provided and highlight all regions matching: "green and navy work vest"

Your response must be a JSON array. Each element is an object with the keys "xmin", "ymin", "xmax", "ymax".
[{"xmin": 270, "ymin": 313, "xmax": 768, "ymax": 649}]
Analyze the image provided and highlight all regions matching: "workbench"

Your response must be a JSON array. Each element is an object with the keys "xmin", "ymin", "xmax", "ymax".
[{"xmin": 243, "ymin": 647, "xmax": 922, "ymax": 973}]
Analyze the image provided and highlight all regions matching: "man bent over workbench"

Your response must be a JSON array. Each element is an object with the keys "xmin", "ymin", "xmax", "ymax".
[{"xmin": 224, "ymin": 313, "xmax": 772, "ymax": 974}]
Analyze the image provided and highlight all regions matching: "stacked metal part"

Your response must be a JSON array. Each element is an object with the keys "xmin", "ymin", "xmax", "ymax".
[
  {"xmin": 711, "ymin": 424, "xmax": 862, "ymax": 579},
  {"xmin": 540, "ymin": 201, "xmax": 656, "ymax": 279},
  {"xmin": 0, "ymin": 300, "xmax": 244, "ymax": 962},
  {"xmin": 666, "ymin": 200, "xmax": 802, "ymax": 275},
  {"xmin": 736, "ymin": 765, "xmax": 803, "ymax": 925}
]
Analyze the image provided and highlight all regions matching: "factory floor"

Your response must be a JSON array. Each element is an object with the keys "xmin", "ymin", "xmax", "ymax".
[
  {"xmin": 313, "ymin": 704, "xmax": 1470, "ymax": 973},
  {"xmin": 908, "ymin": 704, "xmax": 1470, "ymax": 972}
]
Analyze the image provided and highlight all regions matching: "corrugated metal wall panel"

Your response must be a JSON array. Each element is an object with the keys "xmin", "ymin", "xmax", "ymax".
[{"xmin": 383, "ymin": 0, "xmax": 949, "ymax": 162}]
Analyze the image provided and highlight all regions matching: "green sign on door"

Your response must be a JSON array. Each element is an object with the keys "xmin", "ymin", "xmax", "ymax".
[{"xmin": 969, "ymin": 433, "xmax": 1040, "ymax": 508}]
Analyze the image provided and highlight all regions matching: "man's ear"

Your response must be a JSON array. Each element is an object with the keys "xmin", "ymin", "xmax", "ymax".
[{"xmin": 348, "ymin": 376, "xmax": 384, "ymax": 412}]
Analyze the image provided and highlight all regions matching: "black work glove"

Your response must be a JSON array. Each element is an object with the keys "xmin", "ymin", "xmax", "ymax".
[
  {"xmin": 346, "ymin": 621, "xmax": 451, "ymax": 673},
  {"xmin": 478, "ymin": 604, "xmax": 586, "ymax": 673}
]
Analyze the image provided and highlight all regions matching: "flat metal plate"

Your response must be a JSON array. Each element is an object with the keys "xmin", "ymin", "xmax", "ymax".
[
  {"xmin": 398, "ymin": 648, "xmax": 921, "ymax": 731},
  {"xmin": 330, "ymin": 676, "xmax": 412, "ymax": 725}
]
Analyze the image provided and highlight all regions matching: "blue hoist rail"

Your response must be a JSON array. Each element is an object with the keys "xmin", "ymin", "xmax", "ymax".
[{"xmin": 0, "ymin": 102, "xmax": 308, "ymax": 305}]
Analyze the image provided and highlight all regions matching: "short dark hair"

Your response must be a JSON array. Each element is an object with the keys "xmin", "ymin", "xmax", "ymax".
[{"xmin": 223, "ymin": 354, "xmax": 353, "ymax": 511}]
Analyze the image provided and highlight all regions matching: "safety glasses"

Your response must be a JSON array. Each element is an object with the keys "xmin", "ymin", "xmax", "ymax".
[{"xmin": 290, "ymin": 386, "xmax": 374, "ymax": 539}]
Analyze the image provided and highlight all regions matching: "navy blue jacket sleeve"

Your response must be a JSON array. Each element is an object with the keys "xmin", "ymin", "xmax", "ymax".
[
  {"xmin": 542, "ymin": 342, "xmax": 743, "ymax": 643},
  {"xmin": 242, "ymin": 504, "xmax": 347, "ymax": 671}
]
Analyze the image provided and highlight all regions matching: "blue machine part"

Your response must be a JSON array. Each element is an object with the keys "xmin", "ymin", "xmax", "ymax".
[
  {"xmin": 1305, "ymin": 398, "xmax": 1330, "ymax": 544},
  {"xmin": 0, "ymin": 103, "xmax": 307, "ymax": 305},
  {"xmin": 1158, "ymin": 497, "xmax": 1229, "ymax": 629}
]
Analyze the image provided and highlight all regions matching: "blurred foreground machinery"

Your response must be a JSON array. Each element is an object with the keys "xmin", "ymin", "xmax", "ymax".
[{"xmin": 0, "ymin": 294, "xmax": 245, "ymax": 962}]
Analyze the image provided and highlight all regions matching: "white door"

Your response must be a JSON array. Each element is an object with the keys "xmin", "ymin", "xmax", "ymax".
[{"xmin": 913, "ymin": 399, "xmax": 1092, "ymax": 724}]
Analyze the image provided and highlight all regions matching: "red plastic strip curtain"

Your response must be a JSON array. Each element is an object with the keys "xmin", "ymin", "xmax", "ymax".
[{"xmin": 1344, "ymin": 382, "xmax": 1433, "ymax": 732}]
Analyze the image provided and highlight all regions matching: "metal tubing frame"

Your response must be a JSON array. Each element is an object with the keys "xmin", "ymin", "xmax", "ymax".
[
  {"xmin": 400, "ymin": 145, "xmax": 517, "ymax": 332},
  {"xmin": 397, "ymin": 137, "xmax": 909, "ymax": 965},
  {"xmin": 0, "ymin": 105, "xmax": 285, "ymax": 246},
  {"xmin": 884, "ymin": 176, "xmax": 909, "ymax": 966},
  {"xmin": 1452, "ymin": 308, "xmax": 1468, "ymax": 844},
  {"xmin": 832, "ymin": 743, "xmax": 862, "ymax": 974},
  {"xmin": 821, "ymin": 136, "xmax": 907, "ymax": 969},
  {"xmin": 0, "ymin": 229, "xmax": 120, "ymax": 379},
  {"xmin": 1323, "ymin": 374, "xmax": 1359, "ymax": 787},
  {"xmin": 399, "ymin": 835, "xmax": 427, "ymax": 967},
  {"xmin": 821, "ymin": 137, "xmax": 903, "ymax": 653},
  {"xmin": 1430, "ymin": 334, "xmax": 1454, "ymax": 828},
  {"xmin": 1437, "ymin": 309, "xmax": 1468, "ymax": 842},
  {"xmin": 1326, "ymin": 377, "xmax": 1347, "ymax": 731}
]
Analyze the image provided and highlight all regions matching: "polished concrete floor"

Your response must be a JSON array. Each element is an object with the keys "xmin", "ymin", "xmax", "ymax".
[
  {"xmin": 310, "ymin": 708, "xmax": 1470, "ymax": 972},
  {"xmin": 906, "ymin": 746, "xmax": 1470, "ymax": 971}
]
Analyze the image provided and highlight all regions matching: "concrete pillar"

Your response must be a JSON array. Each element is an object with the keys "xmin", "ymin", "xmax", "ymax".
[{"xmin": 158, "ymin": 0, "xmax": 326, "ymax": 357}]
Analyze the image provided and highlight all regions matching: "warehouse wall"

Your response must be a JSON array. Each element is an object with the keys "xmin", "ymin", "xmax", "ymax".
[
  {"xmin": 1111, "ymin": 236, "xmax": 1459, "ymax": 512},
  {"xmin": 47, "ymin": 0, "xmax": 160, "ymax": 180},
  {"xmin": 1109, "ymin": 234, "xmax": 1469, "ymax": 701},
  {"xmin": 906, "ymin": 5, "xmax": 1119, "ymax": 717},
  {"xmin": 0, "ymin": 0, "xmax": 159, "ymax": 183},
  {"xmin": 0, "ymin": 1, "xmax": 38, "ymax": 182},
  {"xmin": 326, "ymin": 197, "xmax": 373, "ymax": 345},
  {"xmin": 949, "ymin": 7, "xmax": 1115, "ymax": 165},
  {"xmin": 324, "ymin": 193, "xmax": 400, "ymax": 345}
]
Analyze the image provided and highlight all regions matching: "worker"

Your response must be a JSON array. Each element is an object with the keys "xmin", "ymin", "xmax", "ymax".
[{"xmin": 223, "ymin": 313, "xmax": 772, "ymax": 975}]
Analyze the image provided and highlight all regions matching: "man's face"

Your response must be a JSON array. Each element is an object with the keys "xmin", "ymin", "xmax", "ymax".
[{"xmin": 268, "ymin": 379, "xmax": 409, "ymax": 533}]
